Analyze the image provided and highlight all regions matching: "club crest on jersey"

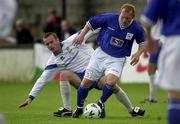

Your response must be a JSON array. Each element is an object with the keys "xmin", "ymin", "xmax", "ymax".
[
  {"xmin": 125, "ymin": 32, "xmax": 134, "ymax": 40},
  {"xmin": 110, "ymin": 37, "xmax": 124, "ymax": 47}
]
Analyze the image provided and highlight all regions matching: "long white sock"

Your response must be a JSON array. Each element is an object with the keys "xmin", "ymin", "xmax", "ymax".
[
  {"xmin": 60, "ymin": 81, "xmax": 71, "ymax": 110},
  {"xmin": 115, "ymin": 90, "xmax": 133, "ymax": 112},
  {"xmin": 149, "ymin": 74, "xmax": 157, "ymax": 100}
]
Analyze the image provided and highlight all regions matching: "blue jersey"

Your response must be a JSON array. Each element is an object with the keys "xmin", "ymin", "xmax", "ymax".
[
  {"xmin": 141, "ymin": 0, "xmax": 180, "ymax": 36},
  {"xmin": 87, "ymin": 13, "xmax": 145, "ymax": 58}
]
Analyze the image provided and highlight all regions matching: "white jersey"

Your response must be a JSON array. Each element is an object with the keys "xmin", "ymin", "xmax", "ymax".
[
  {"xmin": 46, "ymin": 34, "xmax": 94, "ymax": 73},
  {"xmin": 0, "ymin": 0, "xmax": 17, "ymax": 38},
  {"xmin": 29, "ymin": 30, "xmax": 98, "ymax": 98}
]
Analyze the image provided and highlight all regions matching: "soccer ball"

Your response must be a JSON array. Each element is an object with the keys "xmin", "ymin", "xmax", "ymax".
[{"xmin": 83, "ymin": 103, "xmax": 102, "ymax": 119}]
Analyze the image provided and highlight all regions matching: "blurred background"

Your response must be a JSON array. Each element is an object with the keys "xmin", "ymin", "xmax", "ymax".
[
  {"xmin": 1, "ymin": 0, "xmax": 147, "ymax": 47},
  {"xmin": 0, "ymin": 0, "xmax": 148, "ymax": 82}
]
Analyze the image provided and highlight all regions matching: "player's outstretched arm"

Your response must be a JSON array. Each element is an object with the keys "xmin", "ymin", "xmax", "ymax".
[
  {"xmin": 19, "ymin": 98, "xmax": 33, "ymax": 108},
  {"xmin": 73, "ymin": 24, "xmax": 90, "ymax": 45}
]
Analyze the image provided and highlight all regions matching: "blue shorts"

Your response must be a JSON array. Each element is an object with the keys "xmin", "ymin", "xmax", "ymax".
[
  {"xmin": 75, "ymin": 71, "xmax": 85, "ymax": 81},
  {"xmin": 75, "ymin": 71, "xmax": 101, "ymax": 90},
  {"xmin": 149, "ymin": 46, "xmax": 161, "ymax": 64}
]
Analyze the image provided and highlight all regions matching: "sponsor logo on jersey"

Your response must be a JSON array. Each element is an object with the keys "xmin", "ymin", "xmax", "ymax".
[
  {"xmin": 110, "ymin": 37, "xmax": 124, "ymax": 47},
  {"xmin": 125, "ymin": 32, "xmax": 134, "ymax": 40}
]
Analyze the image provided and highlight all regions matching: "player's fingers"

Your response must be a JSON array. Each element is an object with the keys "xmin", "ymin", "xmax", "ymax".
[
  {"xmin": 130, "ymin": 60, "xmax": 134, "ymax": 65},
  {"xmin": 130, "ymin": 59, "xmax": 137, "ymax": 66},
  {"xmin": 132, "ymin": 61, "xmax": 138, "ymax": 66},
  {"xmin": 73, "ymin": 40, "xmax": 80, "ymax": 46},
  {"xmin": 72, "ymin": 37, "xmax": 79, "ymax": 45},
  {"xmin": 19, "ymin": 102, "xmax": 28, "ymax": 108}
]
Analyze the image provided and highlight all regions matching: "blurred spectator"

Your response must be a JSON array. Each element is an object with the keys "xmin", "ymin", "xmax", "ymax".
[
  {"xmin": 43, "ymin": 8, "xmax": 62, "ymax": 40},
  {"xmin": 61, "ymin": 19, "xmax": 77, "ymax": 40},
  {"xmin": 0, "ymin": 0, "xmax": 17, "ymax": 47},
  {"xmin": 15, "ymin": 19, "xmax": 34, "ymax": 45},
  {"xmin": 33, "ymin": 13, "xmax": 42, "ymax": 27}
]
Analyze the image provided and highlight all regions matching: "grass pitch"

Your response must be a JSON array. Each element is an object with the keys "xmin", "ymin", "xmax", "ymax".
[{"xmin": 0, "ymin": 82, "xmax": 167, "ymax": 124}]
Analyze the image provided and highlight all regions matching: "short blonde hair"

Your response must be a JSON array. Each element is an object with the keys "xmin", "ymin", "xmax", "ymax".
[
  {"xmin": 120, "ymin": 3, "xmax": 135, "ymax": 17},
  {"xmin": 43, "ymin": 32, "xmax": 59, "ymax": 40}
]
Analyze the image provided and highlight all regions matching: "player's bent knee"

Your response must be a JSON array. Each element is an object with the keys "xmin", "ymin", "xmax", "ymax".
[
  {"xmin": 60, "ymin": 71, "xmax": 72, "ymax": 80},
  {"xmin": 168, "ymin": 91, "xmax": 180, "ymax": 99},
  {"xmin": 81, "ymin": 78, "xmax": 93, "ymax": 88},
  {"xmin": 106, "ymin": 78, "xmax": 118, "ymax": 85},
  {"xmin": 113, "ymin": 85, "xmax": 121, "ymax": 93},
  {"xmin": 106, "ymin": 74, "xmax": 119, "ymax": 85}
]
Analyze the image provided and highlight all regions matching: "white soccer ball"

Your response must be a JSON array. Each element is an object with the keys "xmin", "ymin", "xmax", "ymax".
[{"xmin": 83, "ymin": 103, "xmax": 102, "ymax": 119}]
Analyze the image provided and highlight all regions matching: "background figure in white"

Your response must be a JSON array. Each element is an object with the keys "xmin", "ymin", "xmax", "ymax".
[{"xmin": 0, "ymin": 0, "xmax": 17, "ymax": 46}]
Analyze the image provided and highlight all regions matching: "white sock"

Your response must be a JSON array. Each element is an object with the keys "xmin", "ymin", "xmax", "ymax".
[
  {"xmin": 149, "ymin": 74, "xmax": 157, "ymax": 100},
  {"xmin": 115, "ymin": 90, "xmax": 133, "ymax": 112},
  {"xmin": 60, "ymin": 81, "xmax": 71, "ymax": 110}
]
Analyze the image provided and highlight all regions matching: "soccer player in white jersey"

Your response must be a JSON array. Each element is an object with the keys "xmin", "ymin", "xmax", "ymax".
[
  {"xmin": 18, "ymin": 31, "xmax": 96, "ymax": 116},
  {"xmin": 72, "ymin": 3, "xmax": 146, "ymax": 118},
  {"xmin": 141, "ymin": 0, "xmax": 180, "ymax": 123},
  {"xmin": 19, "ymin": 30, "xmax": 143, "ymax": 118},
  {"xmin": 0, "ymin": 0, "xmax": 17, "ymax": 45}
]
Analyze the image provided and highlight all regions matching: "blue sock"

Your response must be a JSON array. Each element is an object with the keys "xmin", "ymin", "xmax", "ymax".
[
  {"xmin": 168, "ymin": 99, "xmax": 180, "ymax": 124},
  {"xmin": 99, "ymin": 83, "xmax": 115, "ymax": 108},
  {"xmin": 77, "ymin": 85, "xmax": 89, "ymax": 109}
]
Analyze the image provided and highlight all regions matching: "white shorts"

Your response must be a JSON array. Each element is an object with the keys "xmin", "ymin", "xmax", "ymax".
[
  {"xmin": 84, "ymin": 47, "xmax": 126, "ymax": 81},
  {"xmin": 156, "ymin": 36, "xmax": 180, "ymax": 91}
]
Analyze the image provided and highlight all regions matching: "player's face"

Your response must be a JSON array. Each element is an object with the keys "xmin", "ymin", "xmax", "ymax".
[
  {"xmin": 43, "ymin": 35, "xmax": 61, "ymax": 53},
  {"xmin": 120, "ymin": 8, "xmax": 134, "ymax": 27}
]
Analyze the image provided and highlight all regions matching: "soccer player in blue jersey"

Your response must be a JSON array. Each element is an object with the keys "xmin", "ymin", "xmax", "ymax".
[
  {"xmin": 19, "ymin": 31, "xmax": 142, "ymax": 118},
  {"xmin": 72, "ymin": 3, "xmax": 146, "ymax": 118},
  {"xmin": 141, "ymin": 20, "xmax": 163, "ymax": 103},
  {"xmin": 141, "ymin": 0, "xmax": 180, "ymax": 124}
]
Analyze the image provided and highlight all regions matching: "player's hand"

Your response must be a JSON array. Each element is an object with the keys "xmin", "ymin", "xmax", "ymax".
[
  {"xmin": 19, "ymin": 98, "xmax": 32, "ymax": 108},
  {"xmin": 73, "ymin": 35, "xmax": 84, "ymax": 45},
  {"xmin": 145, "ymin": 39, "xmax": 158, "ymax": 53},
  {"xmin": 130, "ymin": 53, "xmax": 140, "ymax": 66}
]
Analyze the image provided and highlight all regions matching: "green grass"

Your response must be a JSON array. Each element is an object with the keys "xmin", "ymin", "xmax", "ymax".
[{"xmin": 0, "ymin": 82, "xmax": 167, "ymax": 124}]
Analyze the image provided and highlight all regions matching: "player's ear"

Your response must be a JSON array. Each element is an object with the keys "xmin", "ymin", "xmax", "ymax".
[{"xmin": 56, "ymin": 37, "xmax": 60, "ymax": 42}]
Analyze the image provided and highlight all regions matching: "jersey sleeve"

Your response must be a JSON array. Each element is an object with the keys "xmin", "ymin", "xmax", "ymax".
[
  {"xmin": 141, "ymin": 0, "xmax": 165, "ymax": 25},
  {"xmin": 28, "ymin": 68, "xmax": 59, "ymax": 98},
  {"xmin": 28, "ymin": 55, "xmax": 60, "ymax": 98},
  {"xmin": 83, "ymin": 28, "xmax": 100, "ymax": 42},
  {"xmin": 135, "ymin": 25, "xmax": 145, "ymax": 45},
  {"xmin": 87, "ymin": 13, "xmax": 111, "ymax": 31}
]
